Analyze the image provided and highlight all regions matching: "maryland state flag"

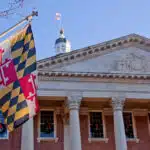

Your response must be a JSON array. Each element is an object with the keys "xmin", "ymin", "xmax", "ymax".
[{"xmin": 0, "ymin": 24, "xmax": 39, "ymax": 132}]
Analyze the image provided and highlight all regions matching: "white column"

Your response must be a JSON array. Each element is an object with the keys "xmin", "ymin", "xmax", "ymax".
[
  {"xmin": 64, "ymin": 123, "xmax": 70, "ymax": 150},
  {"xmin": 68, "ymin": 94, "xmax": 82, "ymax": 150},
  {"xmin": 63, "ymin": 115, "xmax": 70, "ymax": 150},
  {"xmin": 21, "ymin": 118, "xmax": 34, "ymax": 150},
  {"xmin": 112, "ymin": 96, "xmax": 127, "ymax": 150}
]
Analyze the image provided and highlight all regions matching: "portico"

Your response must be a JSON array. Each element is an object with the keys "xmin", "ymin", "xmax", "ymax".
[
  {"xmin": 35, "ymin": 77, "xmax": 150, "ymax": 150},
  {"xmin": 21, "ymin": 33, "xmax": 150, "ymax": 150},
  {"xmin": 21, "ymin": 91, "xmax": 150, "ymax": 150}
]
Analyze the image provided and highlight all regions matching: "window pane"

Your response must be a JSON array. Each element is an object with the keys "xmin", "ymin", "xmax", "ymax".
[
  {"xmin": 0, "ymin": 110, "xmax": 8, "ymax": 138},
  {"xmin": 90, "ymin": 112, "xmax": 104, "ymax": 138},
  {"xmin": 123, "ymin": 112, "xmax": 134, "ymax": 138},
  {"xmin": 148, "ymin": 113, "xmax": 150, "ymax": 122},
  {"xmin": 40, "ymin": 111, "xmax": 54, "ymax": 138}
]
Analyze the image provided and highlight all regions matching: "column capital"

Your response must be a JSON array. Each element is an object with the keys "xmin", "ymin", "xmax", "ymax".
[
  {"xmin": 112, "ymin": 96, "xmax": 126, "ymax": 111},
  {"xmin": 67, "ymin": 92, "xmax": 82, "ymax": 110}
]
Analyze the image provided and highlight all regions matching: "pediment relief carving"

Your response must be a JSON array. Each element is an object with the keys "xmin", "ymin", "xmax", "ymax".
[
  {"xmin": 38, "ymin": 47, "xmax": 150, "ymax": 77},
  {"xmin": 114, "ymin": 52, "xmax": 149, "ymax": 72}
]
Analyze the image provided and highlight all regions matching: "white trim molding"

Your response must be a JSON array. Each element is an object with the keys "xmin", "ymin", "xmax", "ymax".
[
  {"xmin": 37, "ymin": 109, "xmax": 59, "ymax": 143},
  {"xmin": 88, "ymin": 137, "xmax": 109, "ymax": 143},
  {"xmin": 0, "ymin": 109, "xmax": 9, "ymax": 140},
  {"xmin": 37, "ymin": 137, "xmax": 59, "ymax": 143},
  {"xmin": 0, "ymin": 133, "xmax": 9, "ymax": 140},
  {"xmin": 123, "ymin": 111, "xmax": 140, "ymax": 143},
  {"xmin": 88, "ymin": 110, "xmax": 109, "ymax": 143},
  {"xmin": 37, "ymin": 33, "xmax": 150, "ymax": 72}
]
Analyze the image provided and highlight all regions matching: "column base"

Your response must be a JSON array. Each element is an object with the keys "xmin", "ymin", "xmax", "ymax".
[{"xmin": 37, "ymin": 137, "xmax": 59, "ymax": 143}]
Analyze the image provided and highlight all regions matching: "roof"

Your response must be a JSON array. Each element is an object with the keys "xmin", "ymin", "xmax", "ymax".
[
  {"xmin": 37, "ymin": 33, "xmax": 150, "ymax": 80},
  {"xmin": 55, "ymin": 37, "xmax": 67, "ymax": 44}
]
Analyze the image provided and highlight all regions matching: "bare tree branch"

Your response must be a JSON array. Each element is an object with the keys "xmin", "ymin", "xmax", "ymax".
[{"xmin": 0, "ymin": 0, "xmax": 24, "ymax": 17}]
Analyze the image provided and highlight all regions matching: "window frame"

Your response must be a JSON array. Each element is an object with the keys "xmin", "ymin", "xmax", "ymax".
[
  {"xmin": 123, "ymin": 111, "xmax": 138, "ymax": 140},
  {"xmin": 38, "ymin": 109, "xmax": 57, "ymax": 142},
  {"xmin": 148, "ymin": 112, "xmax": 150, "ymax": 136},
  {"xmin": 88, "ymin": 110, "xmax": 108, "ymax": 143},
  {"xmin": 0, "ymin": 109, "xmax": 9, "ymax": 140}
]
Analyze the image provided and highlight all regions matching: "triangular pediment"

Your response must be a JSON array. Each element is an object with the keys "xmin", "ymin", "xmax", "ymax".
[{"xmin": 38, "ymin": 34, "xmax": 150, "ymax": 75}]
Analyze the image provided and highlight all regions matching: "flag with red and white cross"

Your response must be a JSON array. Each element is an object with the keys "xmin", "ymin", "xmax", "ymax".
[{"xmin": 0, "ymin": 24, "xmax": 39, "ymax": 132}]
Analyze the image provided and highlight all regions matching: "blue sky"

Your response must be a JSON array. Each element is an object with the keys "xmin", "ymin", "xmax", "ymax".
[{"xmin": 1, "ymin": 0, "xmax": 150, "ymax": 60}]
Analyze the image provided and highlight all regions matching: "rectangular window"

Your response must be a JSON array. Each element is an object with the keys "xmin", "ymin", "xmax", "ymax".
[
  {"xmin": 123, "ymin": 112, "xmax": 134, "ymax": 138},
  {"xmin": 89, "ymin": 112, "xmax": 104, "ymax": 138},
  {"xmin": 0, "ymin": 110, "xmax": 8, "ymax": 139},
  {"xmin": 148, "ymin": 113, "xmax": 150, "ymax": 136},
  {"xmin": 40, "ymin": 111, "xmax": 55, "ymax": 138}
]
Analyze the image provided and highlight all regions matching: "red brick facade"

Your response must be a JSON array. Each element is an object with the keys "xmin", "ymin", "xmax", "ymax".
[
  {"xmin": 127, "ymin": 116, "xmax": 150, "ymax": 150},
  {"xmin": 0, "ymin": 127, "xmax": 22, "ymax": 150},
  {"xmin": 0, "ymin": 114, "xmax": 150, "ymax": 150},
  {"xmin": 80, "ymin": 115, "xmax": 116, "ymax": 150},
  {"xmin": 34, "ymin": 114, "xmax": 64, "ymax": 150},
  {"xmin": 80, "ymin": 115, "xmax": 150, "ymax": 150}
]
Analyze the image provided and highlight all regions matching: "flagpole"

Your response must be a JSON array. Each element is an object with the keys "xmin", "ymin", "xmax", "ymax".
[{"xmin": 0, "ymin": 11, "xmax": 38, "ymax": 38}]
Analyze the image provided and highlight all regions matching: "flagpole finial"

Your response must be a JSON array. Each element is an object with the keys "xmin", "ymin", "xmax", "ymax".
[
  {"xmin": 32, "ymin": 11, "xmax": 38, "ymax": 17},
  {"xmin": 26, "ymin": 10, "xmax": 38, "ymax": 21},
  {"xmin": 60, "ymin": 28, "xmax": 65, "ymax": 38},
  {"xmin": 60, "ymin": 28, "xmax": 64, "ymax": 34}
]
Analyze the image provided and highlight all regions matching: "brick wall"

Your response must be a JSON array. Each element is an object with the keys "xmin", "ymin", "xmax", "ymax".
[
  {"xmin": 34, "ymin": 114, "xmax": 64, "ymax": 150},
  {"xmin": 80, "ymin": 115, "xmax": 116, "ymax": 150},
  {"xmin": 127, "ymin": 116, "xmax": 150, "ymax": 150},
  {"xmin": 0, "ymin": 114, "xmax": 150, "ymax": 150},
  {"xmin": 0, "ymin": 127, "xmax": 22, "ymax": 150},
  {"xmin": 80, "ymin": 115, "xmax": 150, "ymax": 150}
]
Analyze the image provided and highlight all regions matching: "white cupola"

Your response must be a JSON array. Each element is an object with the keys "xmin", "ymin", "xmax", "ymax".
[{"xmin": 55, "ymin": 28, "xmax": 71, "ymax": 54}]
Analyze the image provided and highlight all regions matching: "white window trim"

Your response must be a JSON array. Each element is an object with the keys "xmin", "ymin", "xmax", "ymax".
[
  {"xmin": 88, "ymin": 110, "xmax": 109, "ymax": 143},
  {"xmin": 0, "ymin": 130, "xmax": 9, "ymax": 140},
  {"xmin": 0, "ymin": 109, "xmax": 9, "ymax": 140},
  {"xmin": 37, "ymin": 109, "xmax": 58, "ymax": 143},
  {"xmin": 123, "ymin": 111, "xmax": 139, "ymax": 143}
]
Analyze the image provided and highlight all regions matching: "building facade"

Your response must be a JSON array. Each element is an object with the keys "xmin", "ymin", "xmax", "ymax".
[{"xmin": 1, "ymin": 34, "xmax": 150, "ymax": 150}]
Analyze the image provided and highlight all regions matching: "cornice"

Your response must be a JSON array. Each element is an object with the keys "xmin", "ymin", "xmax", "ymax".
[
  {"xmin": 37, "ymin": 34, "xmax": 150, "ymax": 70},
  {"xmin": 38, "ymin": 71, "xmax": 150, "ymax": 80}
]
